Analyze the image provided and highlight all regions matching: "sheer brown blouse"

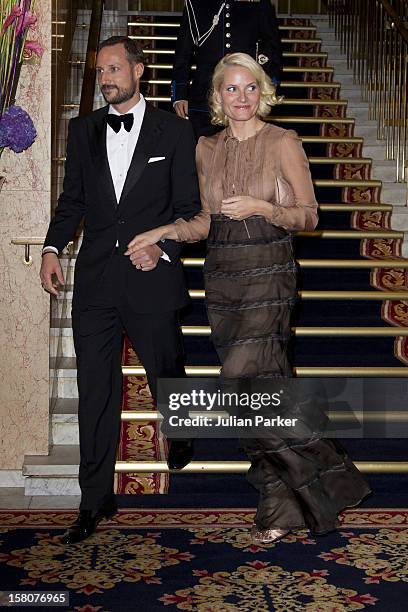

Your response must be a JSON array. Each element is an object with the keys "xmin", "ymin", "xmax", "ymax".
[{"xmin": 174, "ymin": 122, "xmax": 318, "ymax": 242}]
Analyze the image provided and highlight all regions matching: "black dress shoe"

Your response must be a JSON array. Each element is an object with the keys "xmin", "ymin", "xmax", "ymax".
[
  {"xmin": 167, "ymin": 440, "xmax": 194, "ymax": 470},
  {"xmin": 62, "ymin": 500, "xmax": 117, "ymax": 545}
]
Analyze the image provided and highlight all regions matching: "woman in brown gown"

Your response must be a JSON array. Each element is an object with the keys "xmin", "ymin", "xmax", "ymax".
[{"xmin": 126, "ymin": 53, "xmax": 371, "ymax": 543}]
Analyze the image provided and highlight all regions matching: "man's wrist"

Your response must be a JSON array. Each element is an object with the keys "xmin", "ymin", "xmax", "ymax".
[{"xmin": 42, "ymin": 246, "xmax": 59, "ymax": 256}]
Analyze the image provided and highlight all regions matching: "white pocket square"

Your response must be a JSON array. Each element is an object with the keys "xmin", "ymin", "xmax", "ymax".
[{"xmin": 148, "ymin": 156, "xmax": 166, "ymax": 163}]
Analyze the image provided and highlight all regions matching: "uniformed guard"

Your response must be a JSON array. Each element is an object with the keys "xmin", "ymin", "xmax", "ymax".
[{"xmin": 171, "ymin": 0, "xmax": 282, "ymax": 138}]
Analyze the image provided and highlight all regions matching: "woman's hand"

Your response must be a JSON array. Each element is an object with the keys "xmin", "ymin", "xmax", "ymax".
[
  {"xmin": 125, "ymin": 226, "xmax": 169, "ymax": 255},
  {"xmin": 221, "ymin": 195, "xmax": 263, "ymax": 221}
]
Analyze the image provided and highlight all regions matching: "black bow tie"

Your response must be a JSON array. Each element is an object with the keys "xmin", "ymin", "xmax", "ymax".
[{"xmin": 106, "ymin": 113, "xmax": 134, "ymax": 133}]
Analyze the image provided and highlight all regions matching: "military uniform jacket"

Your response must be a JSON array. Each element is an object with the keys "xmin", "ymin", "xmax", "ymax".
[{"xmin": 171, "ymin": 0, "xmax": 282, "ymax": 108}]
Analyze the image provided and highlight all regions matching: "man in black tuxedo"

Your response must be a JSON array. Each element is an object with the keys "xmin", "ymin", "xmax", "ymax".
[
  {"xmin": 40, "ymin": 36, "xmax": 200, "ymax": 544},
  {"xmin": 172, "ymin": 0, "xmax": 282, "ymax": 138}
]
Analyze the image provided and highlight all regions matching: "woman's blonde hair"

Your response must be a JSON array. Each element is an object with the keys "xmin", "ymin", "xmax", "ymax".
[{"xmin": 208, "ymin": 52, "xmax": 282, "ymax": 126}]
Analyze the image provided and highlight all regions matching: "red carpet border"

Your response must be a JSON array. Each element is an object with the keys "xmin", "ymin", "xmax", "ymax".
[
  {"xmin": 304, "ymin": 39, "xmax": 408, "ymax": 366},
  {"xmin": 115, "ymin": 340, "xmax": 169, "ymax": 495},
  {"xmin": 1, "ymin": 508, "xmax": 408, "ymax": 529}
]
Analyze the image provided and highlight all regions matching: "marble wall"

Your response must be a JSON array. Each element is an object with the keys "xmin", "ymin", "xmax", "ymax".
[{"xmin": 0, "ymin": 0, "xmax": 51, "ymax": 470}]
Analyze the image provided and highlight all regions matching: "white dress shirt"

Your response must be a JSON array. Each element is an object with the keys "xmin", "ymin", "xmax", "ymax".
[
  {"xmin": 43, "ymin": 94, "xmax": 169, "ymax": 261},
  {"xmin": 107, "ymin": 95, "xmax": 146, "ymax": 203}
]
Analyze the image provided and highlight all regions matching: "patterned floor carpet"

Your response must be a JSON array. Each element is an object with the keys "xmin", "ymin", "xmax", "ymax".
[{"xmin": 0, "ymin": 509, "xmax": 407, "ymax": 611}]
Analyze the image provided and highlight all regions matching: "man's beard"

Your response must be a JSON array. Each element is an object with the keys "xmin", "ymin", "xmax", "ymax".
[{"xmin": 101, "ymin": 83, "xmax": 136, "ymax": 104}]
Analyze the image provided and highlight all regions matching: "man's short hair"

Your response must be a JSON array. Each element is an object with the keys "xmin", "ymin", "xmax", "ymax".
[{"xmin": 98, "ymin": 36, "xmax": 145, "ymax": 65}]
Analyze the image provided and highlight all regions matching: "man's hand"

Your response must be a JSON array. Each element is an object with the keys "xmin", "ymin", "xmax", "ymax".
[
  {"xmin": 40, "ymin": 252, "xmax": 65, "ymax": 296},
  {"xmin": 174, "ymin": 100, "xmax": 189, "ymax": 119},
  {"xmin": 125, "ymin": 244, "xmax": 163, "ymax": 271},
  {"xmin": 221, "ymin": 195, "xmax": 262, "ymax": 221}
]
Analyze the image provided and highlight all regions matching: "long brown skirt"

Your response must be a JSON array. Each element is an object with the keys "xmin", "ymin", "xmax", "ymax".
[{"xmin": 204, "ymin": 215, "xmax": 371, "ymax": 534}]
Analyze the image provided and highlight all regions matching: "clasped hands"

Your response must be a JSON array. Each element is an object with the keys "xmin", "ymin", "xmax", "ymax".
[
  {"xmin": 221, "ymin": 195, "xmax": 262, "ymax": 220},
  {"xmin": 124, "ymin": 243, "xmax": 163, "ymax": 271},
  {"xmin": 40, "ymin": 241, "xmax": 162, "ymax": 297},
  {"xmin": 125, "ymin": 195, "xmax": 263, "ymax": 255}
]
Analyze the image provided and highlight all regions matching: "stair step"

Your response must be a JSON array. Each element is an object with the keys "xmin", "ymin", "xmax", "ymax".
[
  {"xmin": 362, "ymin": 144, "xmax": 390, "ymax": 160},
  {"xmin": 22, "ymin": 447, "xmax": 408, "ymax": 496},
  {"xmin": 51, "ymin": 402, "xmax": 408, "ymax": 425},
  {"xmin": 126, "ymin": 21, "xmax": 318, "ymax": 32},
  {"xmin": 115, "ymin": 461, "xmax": 408, "ymax": 474},
  {"xmin": 56, "ymin": 152, "xmax": 375, "ymax": 164},
  {"xmin": 57, "ymin": 152, "xmax": 376, "ymax": 164},
  {"xmin": 319, "ymin": 204, "xmax": 392, "ymax": 211},
  {"xmin": 49, "ymin": 324, "xmax": 408, "ymax": 337},
  {"xmin": 391, "ymin": 208, "xmax": 408, "ymax": 231},
  {"xmin": 50, "ymin": 359, "xmax": 408, "ymax": 378},
  {"xmin": 128, "ymin": 35, "xmax": 323, "ymax": 45},
  {"xmin": 63, "ymin": 98, "xmax": 348, "ymax": 109},
  {"xmin": 183, "ymin": 258, "xmax": 408, "ymax": 269},
  {"xmin": 371, "ymin": 162, "xmax": 401, "ymax": 182},
  {"xmin": 51, "ymin": 289, "xmax": 407, "ymax": 304},
  {"xmin": 308, "ymin": 158, "xmax": 372, "ymax": 164},
  {"xmin": 23, "ymin": 445, "xmax": 80, "ymax": 495},
  {"xmin": 52, "ymin": 417, "xmax": 79, "ymax": 446},
  {"xmin": 129, "ymin": 47, "xmax": 329, "ymax": 59},
  {"xmin": 302, "ymin": 137, "xmax": 363, "ymax": 143},
  {"xmin": 331, "ymin": 74, "xmax": 359, "ymax": 87},
  {"xmin": 272, "ymin": 116, "xmax": 353, "ymax": 124},
  {"xmin": 51, "ymin": 398, "xmax": 79, "ymax": 444},
  {"xmin": 136, "ymin": 65, "xmax": 334, "ymax": 73},
  {"xmin": 282, "ymin": 66, "xmax": 333, "ymax": 73},
  {"xmin": 381, "ymin": 183, "xmax": 407, "ymax": 206},
  {"xmin": 50, "ymin": 290, "xmax": 408, "ymax": 350},
  {"xmin": 314, "ymin": 179, "xmax": 381, "ymax": 187},
  {"xmin": 122, "ymin": 366, "xmax": 408, "ymax": 377},
  {"xmin": 24, "ymin": 445, "xmax": 79, "ymax": 475},
  {"xmin": 143, "ymin": 79, "xmax": 338, "ymax": 88},
  {"xmin": 352, "ymin": 123, "xmax": 380, "ymax": 135},
  {"xmin": 57, "ymin": 257, "xmax": 408, "ymax": 270},
  {"xmin": 53, "ymin": 398, "xmax": 78, "ymax": 414}
]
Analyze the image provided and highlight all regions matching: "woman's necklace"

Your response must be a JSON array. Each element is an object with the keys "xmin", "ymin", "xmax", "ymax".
[
  {"xmin": 231, "ymin": 140, "xmax": 251, "ymax": 239},
  {"xmin": 227, "ymin": 122, "xmax": 266, "ymax": 237}
]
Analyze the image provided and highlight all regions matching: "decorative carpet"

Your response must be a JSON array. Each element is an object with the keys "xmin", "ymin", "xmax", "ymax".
[{"xmin": 0, "ymin": 509, "xmax": 407, "ymax": 611}]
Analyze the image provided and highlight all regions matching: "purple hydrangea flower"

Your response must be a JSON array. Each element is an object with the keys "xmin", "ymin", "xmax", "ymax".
[{"xmin": 0, "ymin": 105, "xmax": 36, "ymax": 153}]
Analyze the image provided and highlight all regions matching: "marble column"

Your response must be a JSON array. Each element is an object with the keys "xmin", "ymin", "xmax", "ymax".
[{"xmin": 0, "ymin": 0, "xmax": 51, "ymax": 482}]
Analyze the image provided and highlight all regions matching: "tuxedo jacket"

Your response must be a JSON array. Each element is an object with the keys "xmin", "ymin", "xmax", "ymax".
[
  {"xmin": 44, "ymin": 103, "xmax": 201, "ymax": 313},
  {"xmin": 171, "ymin": 0, "xmax": 282, "ymax": 107}
]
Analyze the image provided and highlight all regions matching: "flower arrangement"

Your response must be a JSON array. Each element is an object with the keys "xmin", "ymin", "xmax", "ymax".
[{"xmin": 0, "ymin": 0, "xmax": 44, "ymax": 159}]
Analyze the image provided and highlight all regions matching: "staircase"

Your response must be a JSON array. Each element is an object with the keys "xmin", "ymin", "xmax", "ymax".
[{"xmin": 23, "ymin": 11, "xmax": 408, "ymax": 497}]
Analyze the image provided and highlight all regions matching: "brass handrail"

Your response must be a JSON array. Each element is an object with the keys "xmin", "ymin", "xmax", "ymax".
[
  {"xmin": 10, "ymin": 239, "xmax": 73, "ymax": 265},
  {"xmin": 328, "ymin": 0, "xmax": 408, "ymax": 183}
]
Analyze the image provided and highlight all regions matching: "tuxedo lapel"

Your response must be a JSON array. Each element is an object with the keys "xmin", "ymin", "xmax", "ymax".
[
  {"xmin": 118, "ymin": 104, "xmax": 163, "ymax": 209},
  {"xmin": 88, "ymin": 106, "xmax": 117, "ymax": 208}
]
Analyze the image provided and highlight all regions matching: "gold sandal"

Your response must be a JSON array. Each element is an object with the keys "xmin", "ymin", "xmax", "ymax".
[{"xmin": 250, "ymin": 524, "xmax": 290, "ymax": 544}]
